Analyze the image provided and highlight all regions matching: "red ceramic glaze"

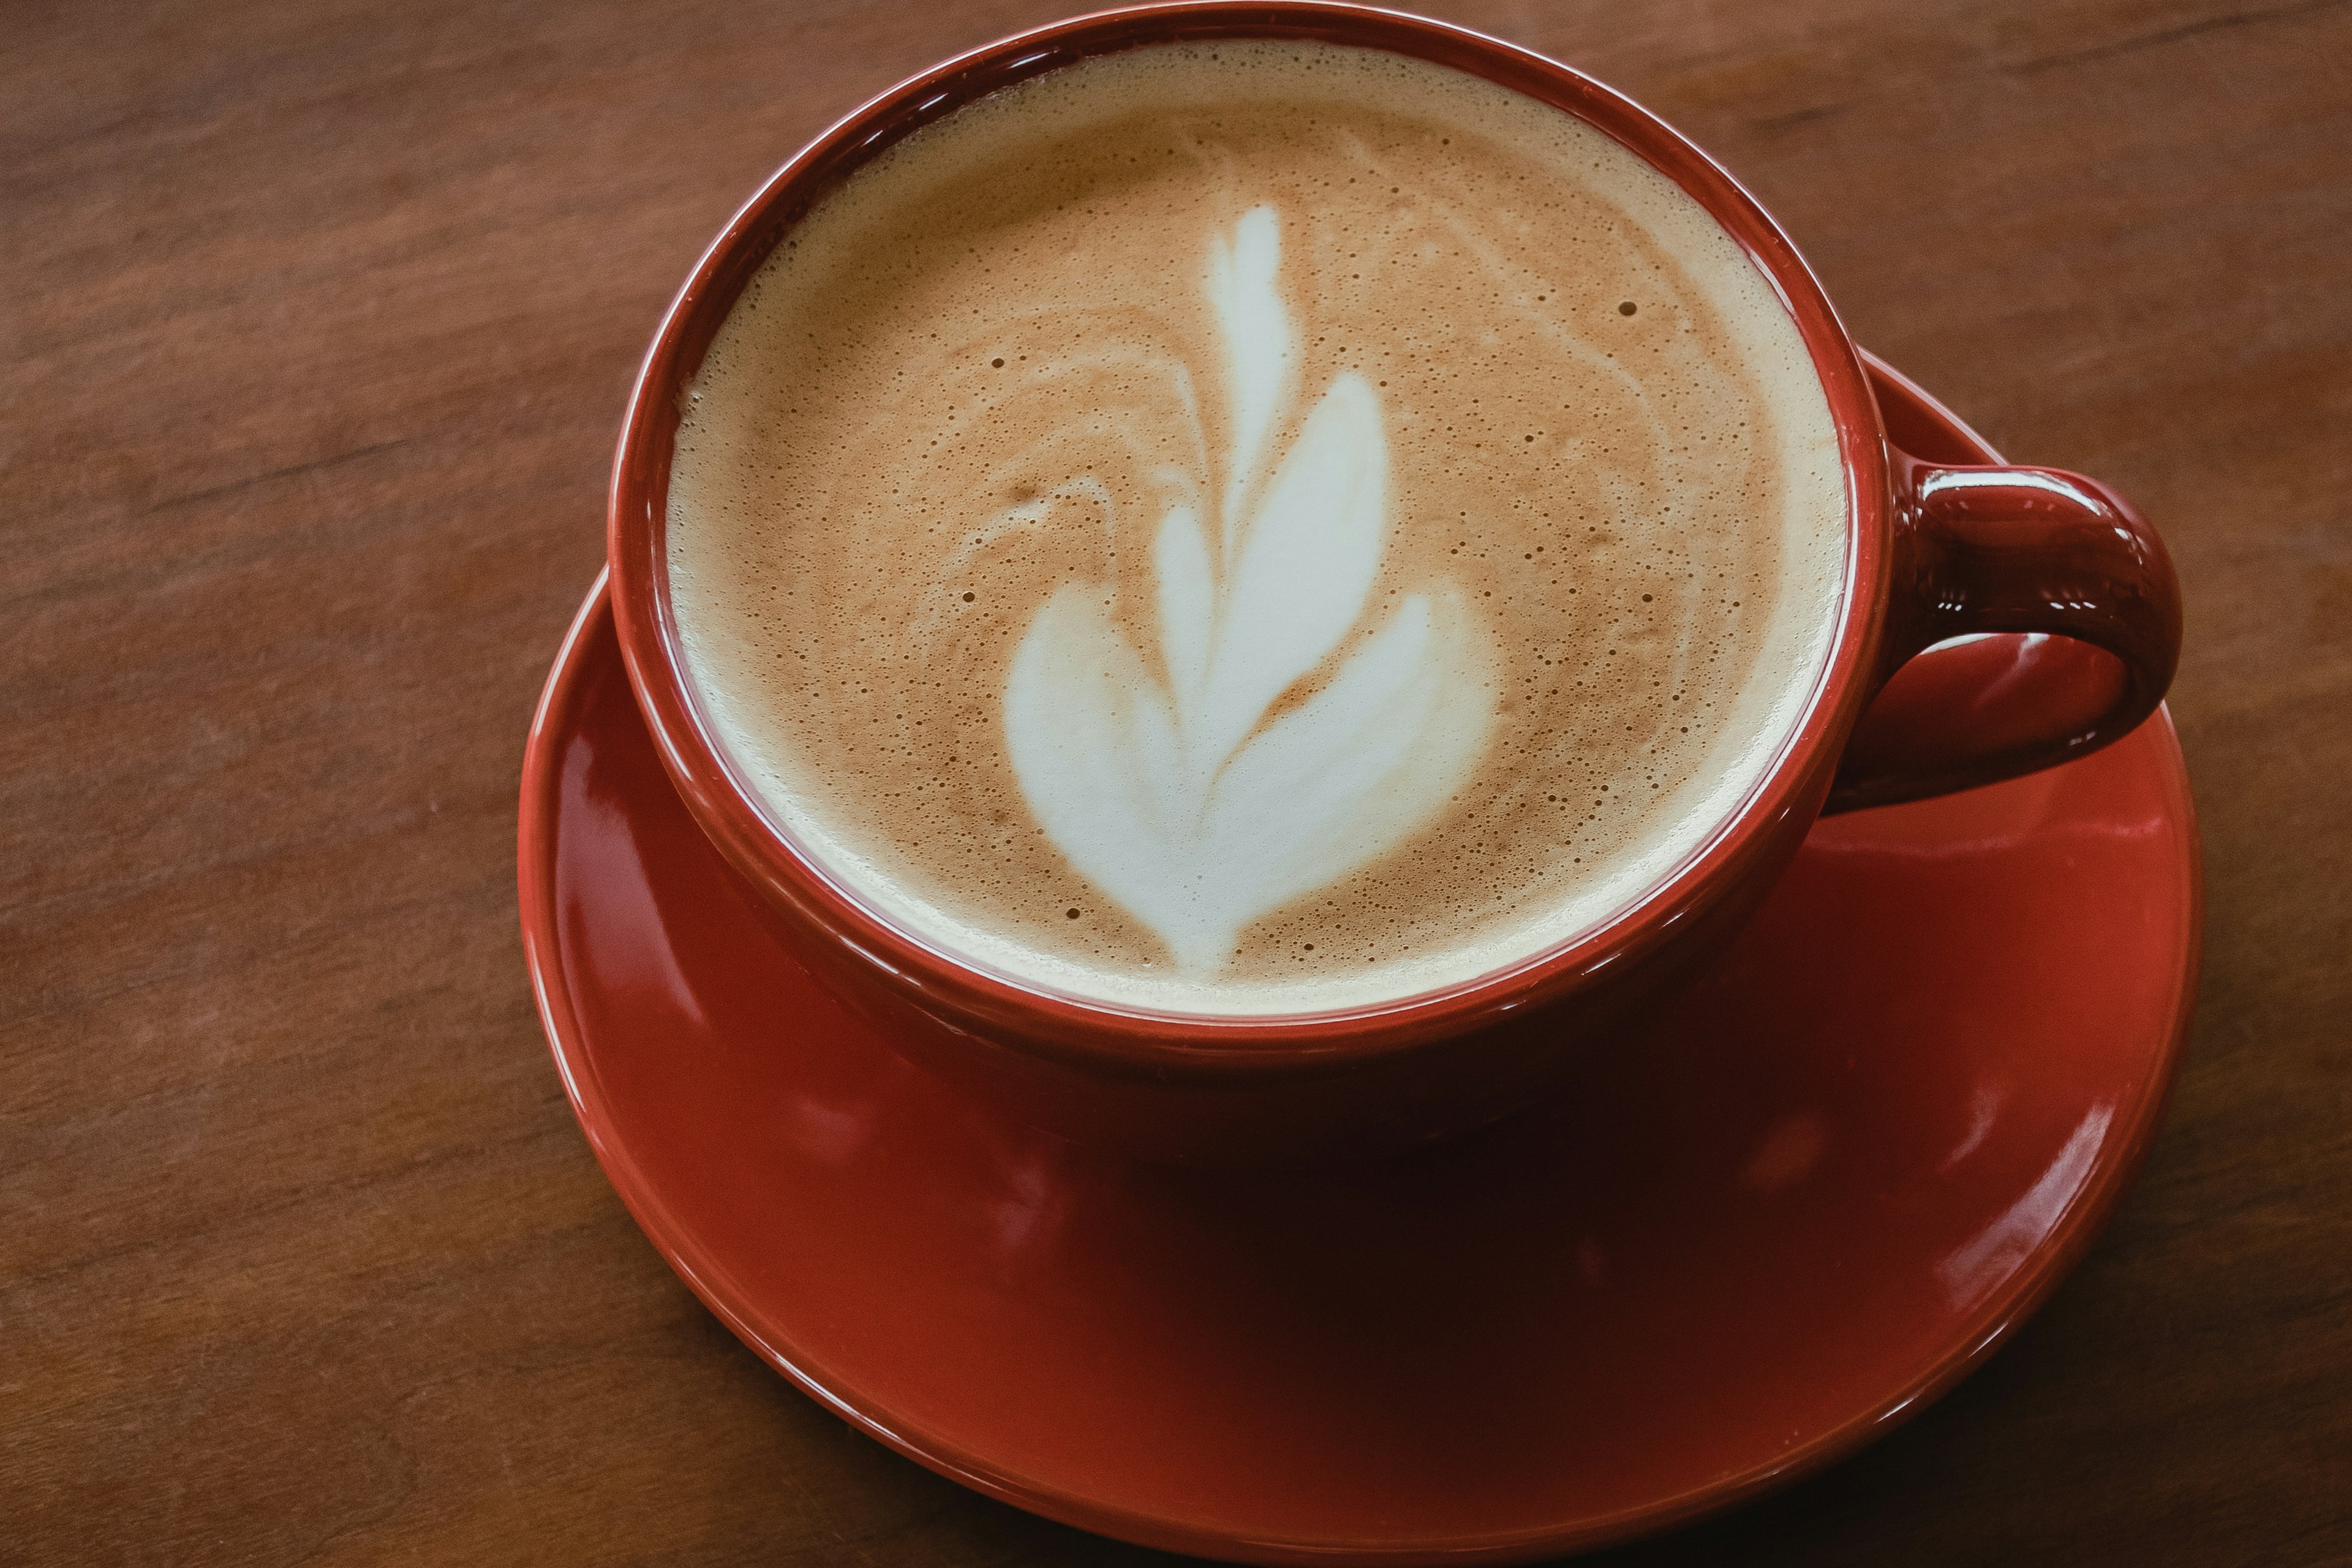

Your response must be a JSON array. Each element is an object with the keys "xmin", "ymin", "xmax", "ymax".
[
  {"xmin": 602, "ymin": 3, "xmax": 2185, "ymax": 1161},
  {"xmin": 1834, "ymin": 452, "xmax": 2179, "ymax": 810},
  {"xmin": 526, "ymin": 359, "xmax": 2201, "ymax": 1564}
]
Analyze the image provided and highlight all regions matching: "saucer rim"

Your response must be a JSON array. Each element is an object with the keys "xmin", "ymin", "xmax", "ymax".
[{"xmin": 518, "ymin": 355, "xmax": 2202, "ymax": 1565}]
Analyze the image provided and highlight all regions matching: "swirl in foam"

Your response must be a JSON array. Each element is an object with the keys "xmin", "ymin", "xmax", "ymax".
[
  {"xmin": 666, "ymin": 40, "xmax": 1846, "ymax": 1014},
  {"xmin": 1005, "ymin": 205, "xmax": 1493, "ymax": 972}
]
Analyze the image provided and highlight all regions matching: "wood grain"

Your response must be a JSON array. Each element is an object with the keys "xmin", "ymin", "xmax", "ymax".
[{"xmin": 4, "ymin": 1, "xmax": 2346, "ymax": 1562}]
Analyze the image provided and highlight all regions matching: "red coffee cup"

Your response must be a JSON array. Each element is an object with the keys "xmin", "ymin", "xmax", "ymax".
[{"xmin": 606, "ymin": 2, "xmax": 2180, "ymax": 1164}]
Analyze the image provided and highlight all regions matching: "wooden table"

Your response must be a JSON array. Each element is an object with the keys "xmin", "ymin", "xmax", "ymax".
[{"xmin": 7, "ymin": 1, "xmax": 2346, "ymax": 1561}]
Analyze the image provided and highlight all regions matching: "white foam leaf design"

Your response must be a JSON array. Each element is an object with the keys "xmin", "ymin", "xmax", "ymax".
[
  {"xmin": 1207, "ymin": 205, "xmax": 1291, "ymax": 552},
  {"xmin": 1154, "ymin": 503, "xmax": 1213, "ymax": 715},
  {"xmin": 1188, "ymin": 372, "xmax": 1387, "ymax": 786},
  {"xmin": 1004, "ymin": 206, "xmax": 1490, "ymax": 973}
]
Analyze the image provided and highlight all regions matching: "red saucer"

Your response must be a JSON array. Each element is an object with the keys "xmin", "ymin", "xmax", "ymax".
[{"xmin": 519, "ymin": 358, "xmax": 2200, "ymax": 1564}]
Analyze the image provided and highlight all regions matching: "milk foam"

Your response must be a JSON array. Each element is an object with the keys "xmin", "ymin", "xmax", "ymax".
[
  {"xmin": 666, "ymin": 40, "xmax": 1847, "ymax": 1015},
  {"xmin": 1004, "ymin": 206, "xmax": 1493, "ymax": 971}
]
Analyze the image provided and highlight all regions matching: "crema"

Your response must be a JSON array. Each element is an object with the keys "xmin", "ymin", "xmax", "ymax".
[{"xmin": 667, "ymin": 40, "xmax": 1845, "ymax": 1014}]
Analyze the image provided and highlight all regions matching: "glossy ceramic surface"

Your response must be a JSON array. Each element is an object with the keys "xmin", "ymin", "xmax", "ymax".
[{"xmin": 523, "ymin": 361, "xmax": 2201, "ymax": 1562}]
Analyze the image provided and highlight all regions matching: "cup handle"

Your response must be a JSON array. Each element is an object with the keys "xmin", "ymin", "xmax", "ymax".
[{"xmin": 1825, "ymin": 451, "xmax": 2182, "ymax": 813}]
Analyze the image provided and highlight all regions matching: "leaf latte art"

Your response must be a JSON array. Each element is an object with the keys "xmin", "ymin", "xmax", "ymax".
[
  {"xmin": 1004, "ymin": 208, "xmax": 1493, "ymax": 973},
  {"xmin": 664, "ymin": 41, "xmax": 1845, "ymax": 1014}
]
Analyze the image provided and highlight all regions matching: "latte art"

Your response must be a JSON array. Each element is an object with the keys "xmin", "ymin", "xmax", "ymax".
[
  {"xmin": 667, "ymin": 41, "xmax": 1845, "ymax": 1014},
  {"xmin": 1003, "ymin": 206, "xmax": 1493, "ymax": 972}
]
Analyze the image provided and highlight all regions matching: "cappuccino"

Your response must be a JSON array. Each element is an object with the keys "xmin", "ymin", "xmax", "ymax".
[{"xmin": 667, "ymin": 40, "xmax": 1844, "ymax": 1014}]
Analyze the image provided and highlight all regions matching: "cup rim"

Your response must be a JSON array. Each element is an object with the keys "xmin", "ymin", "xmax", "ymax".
[{"xmin": 607, "ymin": 0, "xmax": 1890, "ymax": 1064}]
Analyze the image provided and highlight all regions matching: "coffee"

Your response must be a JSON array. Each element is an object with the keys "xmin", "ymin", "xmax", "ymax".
[{"xmin": 666, "ymin": 40, "xmax": 1844, "ymax": 1015}]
